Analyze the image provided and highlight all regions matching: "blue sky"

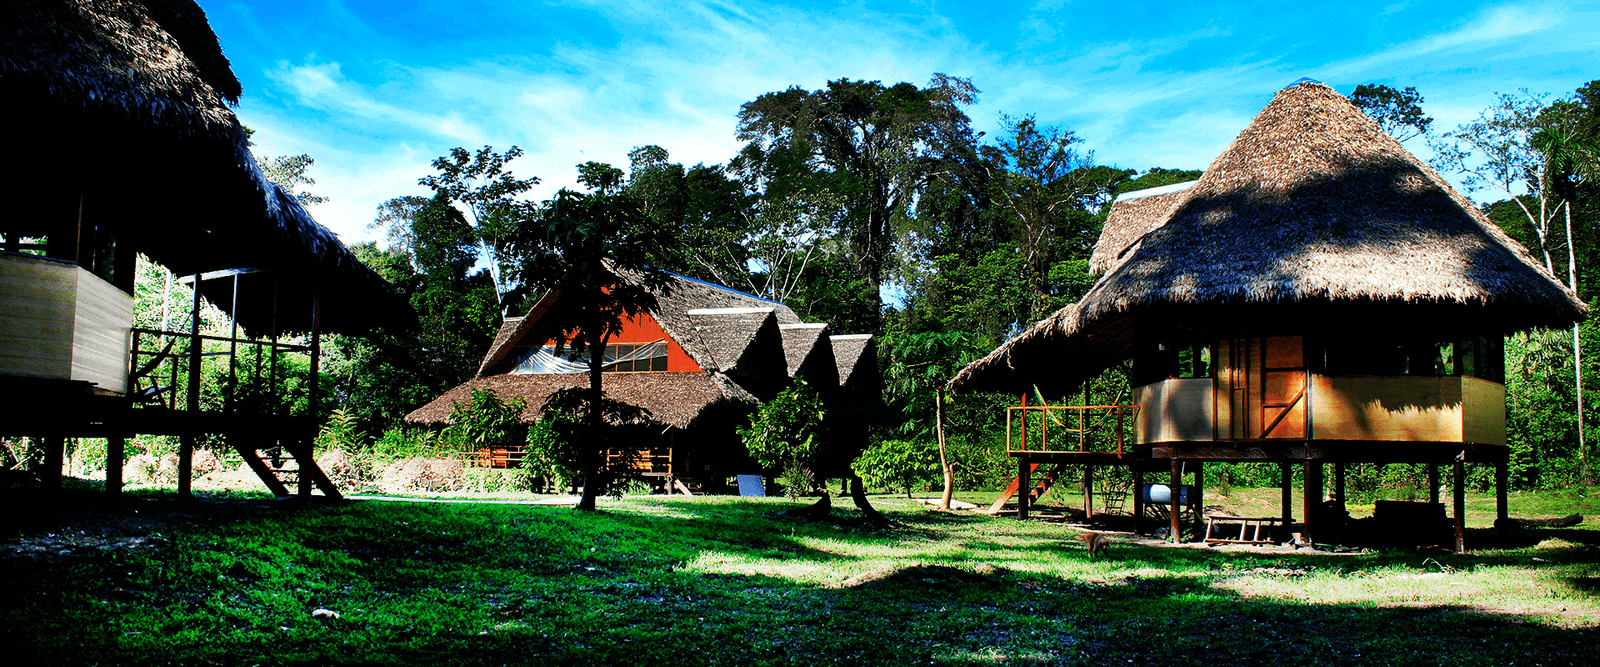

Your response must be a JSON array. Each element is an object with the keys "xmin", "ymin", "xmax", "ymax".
[{"xmin": 207, "ymin": 0, "xmax": 1600, "ymax": 243}]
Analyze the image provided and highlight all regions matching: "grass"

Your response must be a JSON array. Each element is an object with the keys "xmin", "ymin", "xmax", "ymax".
[{"xmin": 2, "ymin": 486, "xmax": 1599, "ymax": 666}]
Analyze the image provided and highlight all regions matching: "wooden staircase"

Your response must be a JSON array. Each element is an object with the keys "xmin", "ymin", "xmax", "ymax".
[
  {"xmin": 231, "ymin": 437, "xmax": 342, "ymax": 500},
  {"xmin": 986, "ymin": 463, "xmax": 1066, "ymax": 514}
]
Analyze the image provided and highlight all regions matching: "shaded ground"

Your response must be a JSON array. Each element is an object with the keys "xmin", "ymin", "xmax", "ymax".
[{"xmin": 2, "ymin": 485, "xmax": 1598, "ymax": 665}]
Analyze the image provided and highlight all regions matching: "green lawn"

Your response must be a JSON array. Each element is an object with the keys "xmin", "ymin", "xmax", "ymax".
[{"xmin": 3, "ymin": 488, "xmax": 1598, "ymax": 666}]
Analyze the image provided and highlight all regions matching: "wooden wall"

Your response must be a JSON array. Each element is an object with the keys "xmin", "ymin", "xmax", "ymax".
[
  {"xmin": 0, "ymin": 252, "xmax": 131, "ymax": 392},
  {"xmin": 1462, "ymin": 377, "xmax": 1507, "ymax": 446},
  {"xmin": 1310, "ymin": 375, "xmax": 1482, "ymax": 443},
  {"xmin": 72, "ymin": 265, "xmax": 134, "ymax": 391},
  {"xmin": 1134, "ymin": 378, "xmax": 1214, "ymax": 444}
]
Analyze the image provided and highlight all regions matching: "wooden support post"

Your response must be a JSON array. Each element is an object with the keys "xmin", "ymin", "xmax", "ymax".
[
  {"xmin": 1428, "ymin": 463, "xmax": 1441, "ymax": 504},
  {"xmin": 1017, "ymin": 456, "xmax": 1031, "ymax": 521},
  {"xmin": 1132, "ymin": 469, "xmax": 1145, "ymax": 535},
  {"xmin": 1194, "ymin": 462, "xmax": 1205, "ymax": 538},
  {"xmin": 1453, "ymin": 454, "xmax": 1467, "ymax": 554},
  {"xmin": 181, "ymin": 272, "xmax": 201, "ymax": 499},
  {"xmin": 41, "ymin": 435, "xmax": 64, "ymax": 498},
  {"xmin": 105, "ymin": 435, "xmax": 125, "ymax": 499},
  {"xmin": 302, "ymin": 292, "xmax": 322, "ymax": 500},
  {"xmin": 1279, "ymin": 461, "xmax": 1293, "ymax": 529},
  {"xmin": 1169, "ymin": 459, "xmax": 1182, "ymax": 542},
  {"xmin": 1334, "ymin": 462, "xmax": 1346, "ymax": 510},
  {"xmin": 1303, "ymin": 460, "xmax": 1322, "ymax": 546},
  {"xmin": 1083, "ymin": 464, "xmax": 1095, "ymax": 520},
  {"xmin": 1496, "ymin": 459, "xmax": 1510, "ymax": 535}
]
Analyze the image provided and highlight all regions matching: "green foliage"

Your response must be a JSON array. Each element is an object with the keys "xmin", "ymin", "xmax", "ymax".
[
  {"xmin": 1350, "ymin": 84, "xmax": 1433, "ymax": 142},
  {"xmin": 316, "ymin": 409, "xmax": 367, "ymax": 454},
  {"xmin": 445, "ymin": 388, "xmax": 528, "ymax": 451},
  {"xmin": 853, "ymin": 438, "xmax": 939, "ymax": 497},
  {"xmin": 738, "ymin": 379, "xmax": 828, "ymax": 498}
]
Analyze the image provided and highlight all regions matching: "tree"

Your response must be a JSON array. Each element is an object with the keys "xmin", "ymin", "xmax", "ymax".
[
  {"xmin": 733, "ymin": 74, "xmax": 979, "ymax": 331},
  {"xmin": 419, "ymin": 146, "xmax": 541, "ymax": 306},
  {"xmin": 498, "ymin": 161, "xmax": 678, "ymax": 511},
  {"xmin": 884, "ymin": 330, "xmax": 980, "ymax": 508},
  {"xmin": 737, "ymin": 377, "xmax": 829, "ymax": 499},
  {"xmin": 979, "ymin": 114, "xmax": 1120, "ymax": 321},
  {"xmin": 1350, "ymin": 84, "xmax": 1433, "ymax": 142},
  {"xmin": 1435, "ymin": 89, "xmax": 1600, "ymax": 483}
]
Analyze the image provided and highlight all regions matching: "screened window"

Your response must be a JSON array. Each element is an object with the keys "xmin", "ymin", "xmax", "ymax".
[
  {"xmin": 1309, "ymin": 335, "xmax": 1503, "ymax": 382},
  {"xmin": 510, "ymin": 340, "xmax": 669, "ymax": 374}
]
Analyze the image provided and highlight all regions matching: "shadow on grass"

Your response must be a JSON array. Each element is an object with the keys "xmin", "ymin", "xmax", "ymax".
[{"xmin": 2, "ymin": 490, "xmax": 1598, "ymax": 665}]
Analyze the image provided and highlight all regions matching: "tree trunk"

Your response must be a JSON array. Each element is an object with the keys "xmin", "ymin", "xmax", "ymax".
[
  {"xmin": 575, "ymin": 332, "xmax": 607, "ymax": 512},
  {"xmin": 849, "ymin": 475, "xmax": 890, "ymax": 527},
  {"xmin": 937, "ymin": 386, "xmax": 954, "ymax": 509},
  {"xmin": 1567, "ymin": 201, "xmax": 1591, "ymax": 484}
]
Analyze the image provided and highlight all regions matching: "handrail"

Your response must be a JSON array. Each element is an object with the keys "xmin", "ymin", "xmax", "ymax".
[{"xmin": 1004, "ymin": 404, "xmax": 1140, "ymax": 456}]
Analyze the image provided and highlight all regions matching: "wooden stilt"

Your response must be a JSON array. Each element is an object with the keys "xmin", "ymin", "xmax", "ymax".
[
  {"xmin": 1453, "ymin": 454, "xmax": 1467, "ymax": 554},
  {"xmin": 1303, "ymin": 460, "xmax": 1321, "ymax": 545},
  {"xmin": 1017, "ymin": 456, "xmax": 1031, "ymax": 520},
  {"xmin": 1169, "ymin": 459, "xmax": 1181, "ymax": 542},
  {"xmin": 1496, "ymin": 459, "xmax": 1510, "ymax": 535},
  {"xmin": 1083, "ymin": 465, "xmax": 1094, "ymax": 520},
  {"xmin": 302, "ymin": 291, "xmax": 322, "ymax": 500},
  {"xmin": 181, "ymin": 272, "xmax": 201, "ymax": 499},
  {"xmin": 1334, "ymin": 462, "xmax": 1346, "ymax": 510},
  {"xmin": 1279, "ymin": 461, "xmax": 1293, "ymax": 530},
  {"xmin": 42, "ymin": 435, "xmax": 64, "ymax": 497},
  {"xmin": 105, "ymin": 435, "xmax": 125, "ymax": 499},
  {"xmin": 1194, "ymin": 462, "xmax": 1205, "ymax": 539},
  {"xmin": 1133, "ymin": 470, "xmax": 1145, "ymax": 535}
]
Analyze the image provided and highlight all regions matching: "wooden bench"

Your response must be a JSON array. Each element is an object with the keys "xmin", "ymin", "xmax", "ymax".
[{"xmin": 1203, "ymin": 515, "xmax": 1284, "ymax": 545}]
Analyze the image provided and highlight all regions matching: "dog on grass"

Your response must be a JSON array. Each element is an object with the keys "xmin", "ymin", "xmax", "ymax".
[{"xmin": 1080, "ymin": 531, "xmax": 1111, "ymax": 558}]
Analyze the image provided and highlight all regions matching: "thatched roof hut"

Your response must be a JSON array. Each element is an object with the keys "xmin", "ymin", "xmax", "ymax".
[
  {"xmin": 2, "ymin": 0, "xmax": 410, "ymax": 334},
  {"xmin": 951, "ymin": 80, "xmax": 1584, "ymax": 397}
]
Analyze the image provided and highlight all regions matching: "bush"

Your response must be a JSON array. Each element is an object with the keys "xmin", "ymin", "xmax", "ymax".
[
  {"xmin": 738, "ymin": 379, "xmax": 827, "ymax": 498},
  {"xmin": 854, "ymin": 438, "xmax": 939, "ymax": 497}
]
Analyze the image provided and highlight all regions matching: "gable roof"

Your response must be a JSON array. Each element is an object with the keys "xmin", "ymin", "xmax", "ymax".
[
  {"xmin": 830, "ymin": 335, "xmax": 876, "ymax": 389},
  {"xmin": 1089, "ymin": 184, "xmax": 1195, "ymax": 276},
  {"xmin": 778, "ymin": 323, "xmax": 838, "ymax": 386},
  {"xmin": 951, "ymin": 80, "xmax": 1585, "ymax": 396}
]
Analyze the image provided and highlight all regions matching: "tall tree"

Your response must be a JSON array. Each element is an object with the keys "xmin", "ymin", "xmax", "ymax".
[
  {"xmin": 733, "ymin": 74, "xmax": 979, "ymax": 331},
  {"xmin": 1435, "ymin": 90, "xmax": 1599, "ymax": 482},
  {"xmin": 419, "ymin": 146, "xmax": 541, "ymax": 306},
  {"xmin": 1350, "ymin": 84, "xmax": 1434, "ymax": 142},
  {"xmin": 499, "ymin": 162, "xmax": 678, "ymax": 511}
]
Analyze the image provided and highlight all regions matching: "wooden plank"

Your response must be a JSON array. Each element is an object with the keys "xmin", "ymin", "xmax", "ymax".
[
  {"xmin": 1462, "ymin": 377, "xmax": 1507, "ymax": 445},
  {"xmin": 1311, "ymin": 375, "xmax": 1465, "ymax": 442}
]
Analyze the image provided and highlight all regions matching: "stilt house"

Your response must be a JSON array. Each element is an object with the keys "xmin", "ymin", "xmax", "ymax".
[
  {"xmin": 405, "ymin": 273, "xmax": 883, "ymax": 494},
  {"xmin": 948, "ymin": 80, "xmax": 1585, "ymax": 551},
  {"xmin": 1, "ymin": 0, "xmax": 412, "ymax": 501}
]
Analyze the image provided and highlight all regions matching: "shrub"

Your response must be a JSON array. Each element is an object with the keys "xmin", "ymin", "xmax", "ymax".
[
  {"xmin": 738, "ymin": 379, "xmax": 827, "ymax": 499},
  {"xmin": 853, "ymin": 438, "xmax": 939, "ymax": 497}
]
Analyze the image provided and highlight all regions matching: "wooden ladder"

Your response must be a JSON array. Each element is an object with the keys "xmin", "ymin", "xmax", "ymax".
[
  {"xmin": 987, "ymin": 464, "xmax": 1065, "ymax": 514},
  {"xmin": 231, "ymin": 438, "xmax": 343, "ymax": 500}
]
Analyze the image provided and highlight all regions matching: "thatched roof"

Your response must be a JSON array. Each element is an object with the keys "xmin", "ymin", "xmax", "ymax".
[
  {"xmin": 778, "ymin": 323, "xmax": 839, "ymax": 386},
  {"xmin": 404, "ymin": 372, "xmax": 737, "ymax": 430},
  {"xmin": 830, "ymin": 335, "xmax": 876, "ymax": 389},
  {"xmin": 1089, "ymin": 183, "xmax": 1195, "ymax": 275},
  {"xmin": 951, "ymin": 81, "xmax": 1585, "ymax": 397},
  {"xmin": 2, "ymin": 0, "xmax": 411, "ymax": 335}
]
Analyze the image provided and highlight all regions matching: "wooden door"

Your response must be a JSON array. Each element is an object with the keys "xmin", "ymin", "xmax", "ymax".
[
  {"xmin": 1260, "ymin": 336, "xmax": 1306, "ymax": 439},
  {"xmin": 1215, "ymin": 336, "xmax": 1307, "ymax": 439}
]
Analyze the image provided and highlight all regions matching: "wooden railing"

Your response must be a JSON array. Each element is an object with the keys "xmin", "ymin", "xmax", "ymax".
[
  {"xmin": 128, "ymin": 327, "xmax": 312, "ymax": 417},
  {"xmin": 1005, "ymin": 404, "xmax": 1140, "ymax": 456}
]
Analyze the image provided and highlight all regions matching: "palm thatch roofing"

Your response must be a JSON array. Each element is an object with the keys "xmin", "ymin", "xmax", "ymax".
[
  {"xmin": 408, "ymin": 269, "xmax": 889, "ymax": 431},
  {"xmin": 951, "ymin": 80, "xmax": 1585, "ymax": 397},
  {"xmin": 403, "ymin": 373, "xmax": 736, "ymax": 430},
  {"xmin": 2, "ymin": 0, "xmax": 410, "ymax": 335},
  {"xmin": 1089, "ymin": 183, "xmax": 1196, "ymax": 276},
  {"xmin": 778, "ymin": 323, "xmax": 839, "ymax": 386}
]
